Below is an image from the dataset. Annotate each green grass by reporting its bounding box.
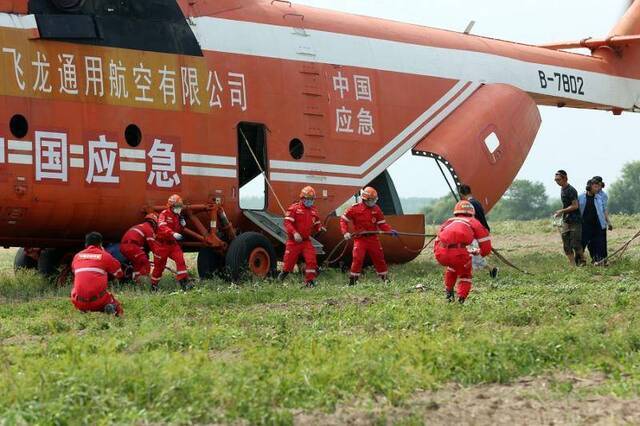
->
[1,218,640,424]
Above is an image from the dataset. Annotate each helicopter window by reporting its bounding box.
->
[10,115,29,139]
[124,124,142,147]
[289,138,304,160]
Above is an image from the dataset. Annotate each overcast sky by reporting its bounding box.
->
[286,0,640,199]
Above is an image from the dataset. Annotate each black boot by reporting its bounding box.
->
[349,275,358,286]
[446,290,455,303]
[379,274,390,284]
[278,271,289,281]
[150,283,159,292]
[489,267,498,279]
[179,279,193,291]
[104,304,117,315]
[458,297,466,304]
[304,280,317,288]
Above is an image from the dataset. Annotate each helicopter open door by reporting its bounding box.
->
[237,122,268,210]
[412,83,541,211]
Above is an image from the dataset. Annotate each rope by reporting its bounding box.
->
[322,231,437,266]
[239,127,287,215]
[594,228,640,266]
[490,248,532,275]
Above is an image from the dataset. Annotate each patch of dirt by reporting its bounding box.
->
[294,374,640,425]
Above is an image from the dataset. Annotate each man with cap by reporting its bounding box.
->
[279,186,325,287]
[434,200,492,303]
[340,186,399,285]
[71,232,124,316]
[554,170,586,266]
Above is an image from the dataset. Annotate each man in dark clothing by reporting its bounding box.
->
[458,184,498,278]
[554,170,586,266]
[579,179,607,263]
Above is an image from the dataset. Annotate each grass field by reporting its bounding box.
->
[1,217,640,424]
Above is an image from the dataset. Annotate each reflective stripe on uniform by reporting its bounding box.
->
[284,217,295,222]
[132,227,145,237]
[477,236,491,243]
[457,278,472,283]
[341,215,351,222]
[305,269,317,274]
[446,267,456,272]
[377,220,386,224]
[75,267,107,275]
[176,270,188,274]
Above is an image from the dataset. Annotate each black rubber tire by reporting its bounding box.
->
[224,232,277,282]
[37,248,65,276]
[197,247,225,280]
[14,248,38,271]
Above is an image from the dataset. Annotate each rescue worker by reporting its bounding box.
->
[340,186,399,285]
[279,186,325,288]
[71,231,124,316]
[120,213,158,286]
[152,194,191,291]
[434,200,492,304]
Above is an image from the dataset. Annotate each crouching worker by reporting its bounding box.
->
[120,213,158,286]
[340,186,399,285]
[278,186,325,288]
[71,232,124,316]
[152,194,192,291]
[434,200,492,304]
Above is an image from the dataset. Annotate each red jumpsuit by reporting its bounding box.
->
[120,221,156,282]
[71,245,124,315]
[152,209,188,285]
[340,203,392,278]
[283,201,322,283]
[433,215,492,299]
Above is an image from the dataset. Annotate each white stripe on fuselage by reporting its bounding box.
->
[191,16,640,109]
[270,81,481,186]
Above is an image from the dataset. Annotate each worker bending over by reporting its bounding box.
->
[340,186,398,285]
[152,194,192,291]
[434,200,492,304]
[120,213,158,287]
[71,232,124,316]
[279,186,325,288]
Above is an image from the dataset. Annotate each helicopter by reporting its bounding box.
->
[1,0,639,279]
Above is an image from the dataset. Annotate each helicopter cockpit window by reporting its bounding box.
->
[29,0,202,56]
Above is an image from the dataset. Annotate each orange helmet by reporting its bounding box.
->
[167,194,183,208]
[361,187,378,201]
[453,200,475,216]
[144,213,158,226]
[299,186,316,199]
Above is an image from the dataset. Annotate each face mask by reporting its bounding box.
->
[172,207,182,214]
[365,200,376,208]
[303,199,314,208]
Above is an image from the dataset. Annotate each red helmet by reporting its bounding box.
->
[144,213,158,226]
[299,186,316,199]
[454,200,475,216]
[167,194,183,208]
[361,187,378,201]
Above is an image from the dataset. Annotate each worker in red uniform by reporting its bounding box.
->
[340,186,399,285]
[278,186,325,287]
[434,200,492,304]
[120,213,158,286]
[71,232,124,316]
[152,194,191,291]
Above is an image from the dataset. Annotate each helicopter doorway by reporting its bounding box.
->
[238,123,268,210]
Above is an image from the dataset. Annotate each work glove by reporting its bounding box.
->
[343,232,352,240]
[173,232,183,241]
[390,229,399,238]
[179,217,186,227]
[293,232,303,243]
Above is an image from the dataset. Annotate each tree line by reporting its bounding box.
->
[421,160,640,223]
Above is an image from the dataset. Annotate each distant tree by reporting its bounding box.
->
[489,179,550,221]
[609,161,640,214]
[423,196,457,224]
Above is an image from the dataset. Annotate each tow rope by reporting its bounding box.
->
[594,228,640,266]
[322,230,436,266]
